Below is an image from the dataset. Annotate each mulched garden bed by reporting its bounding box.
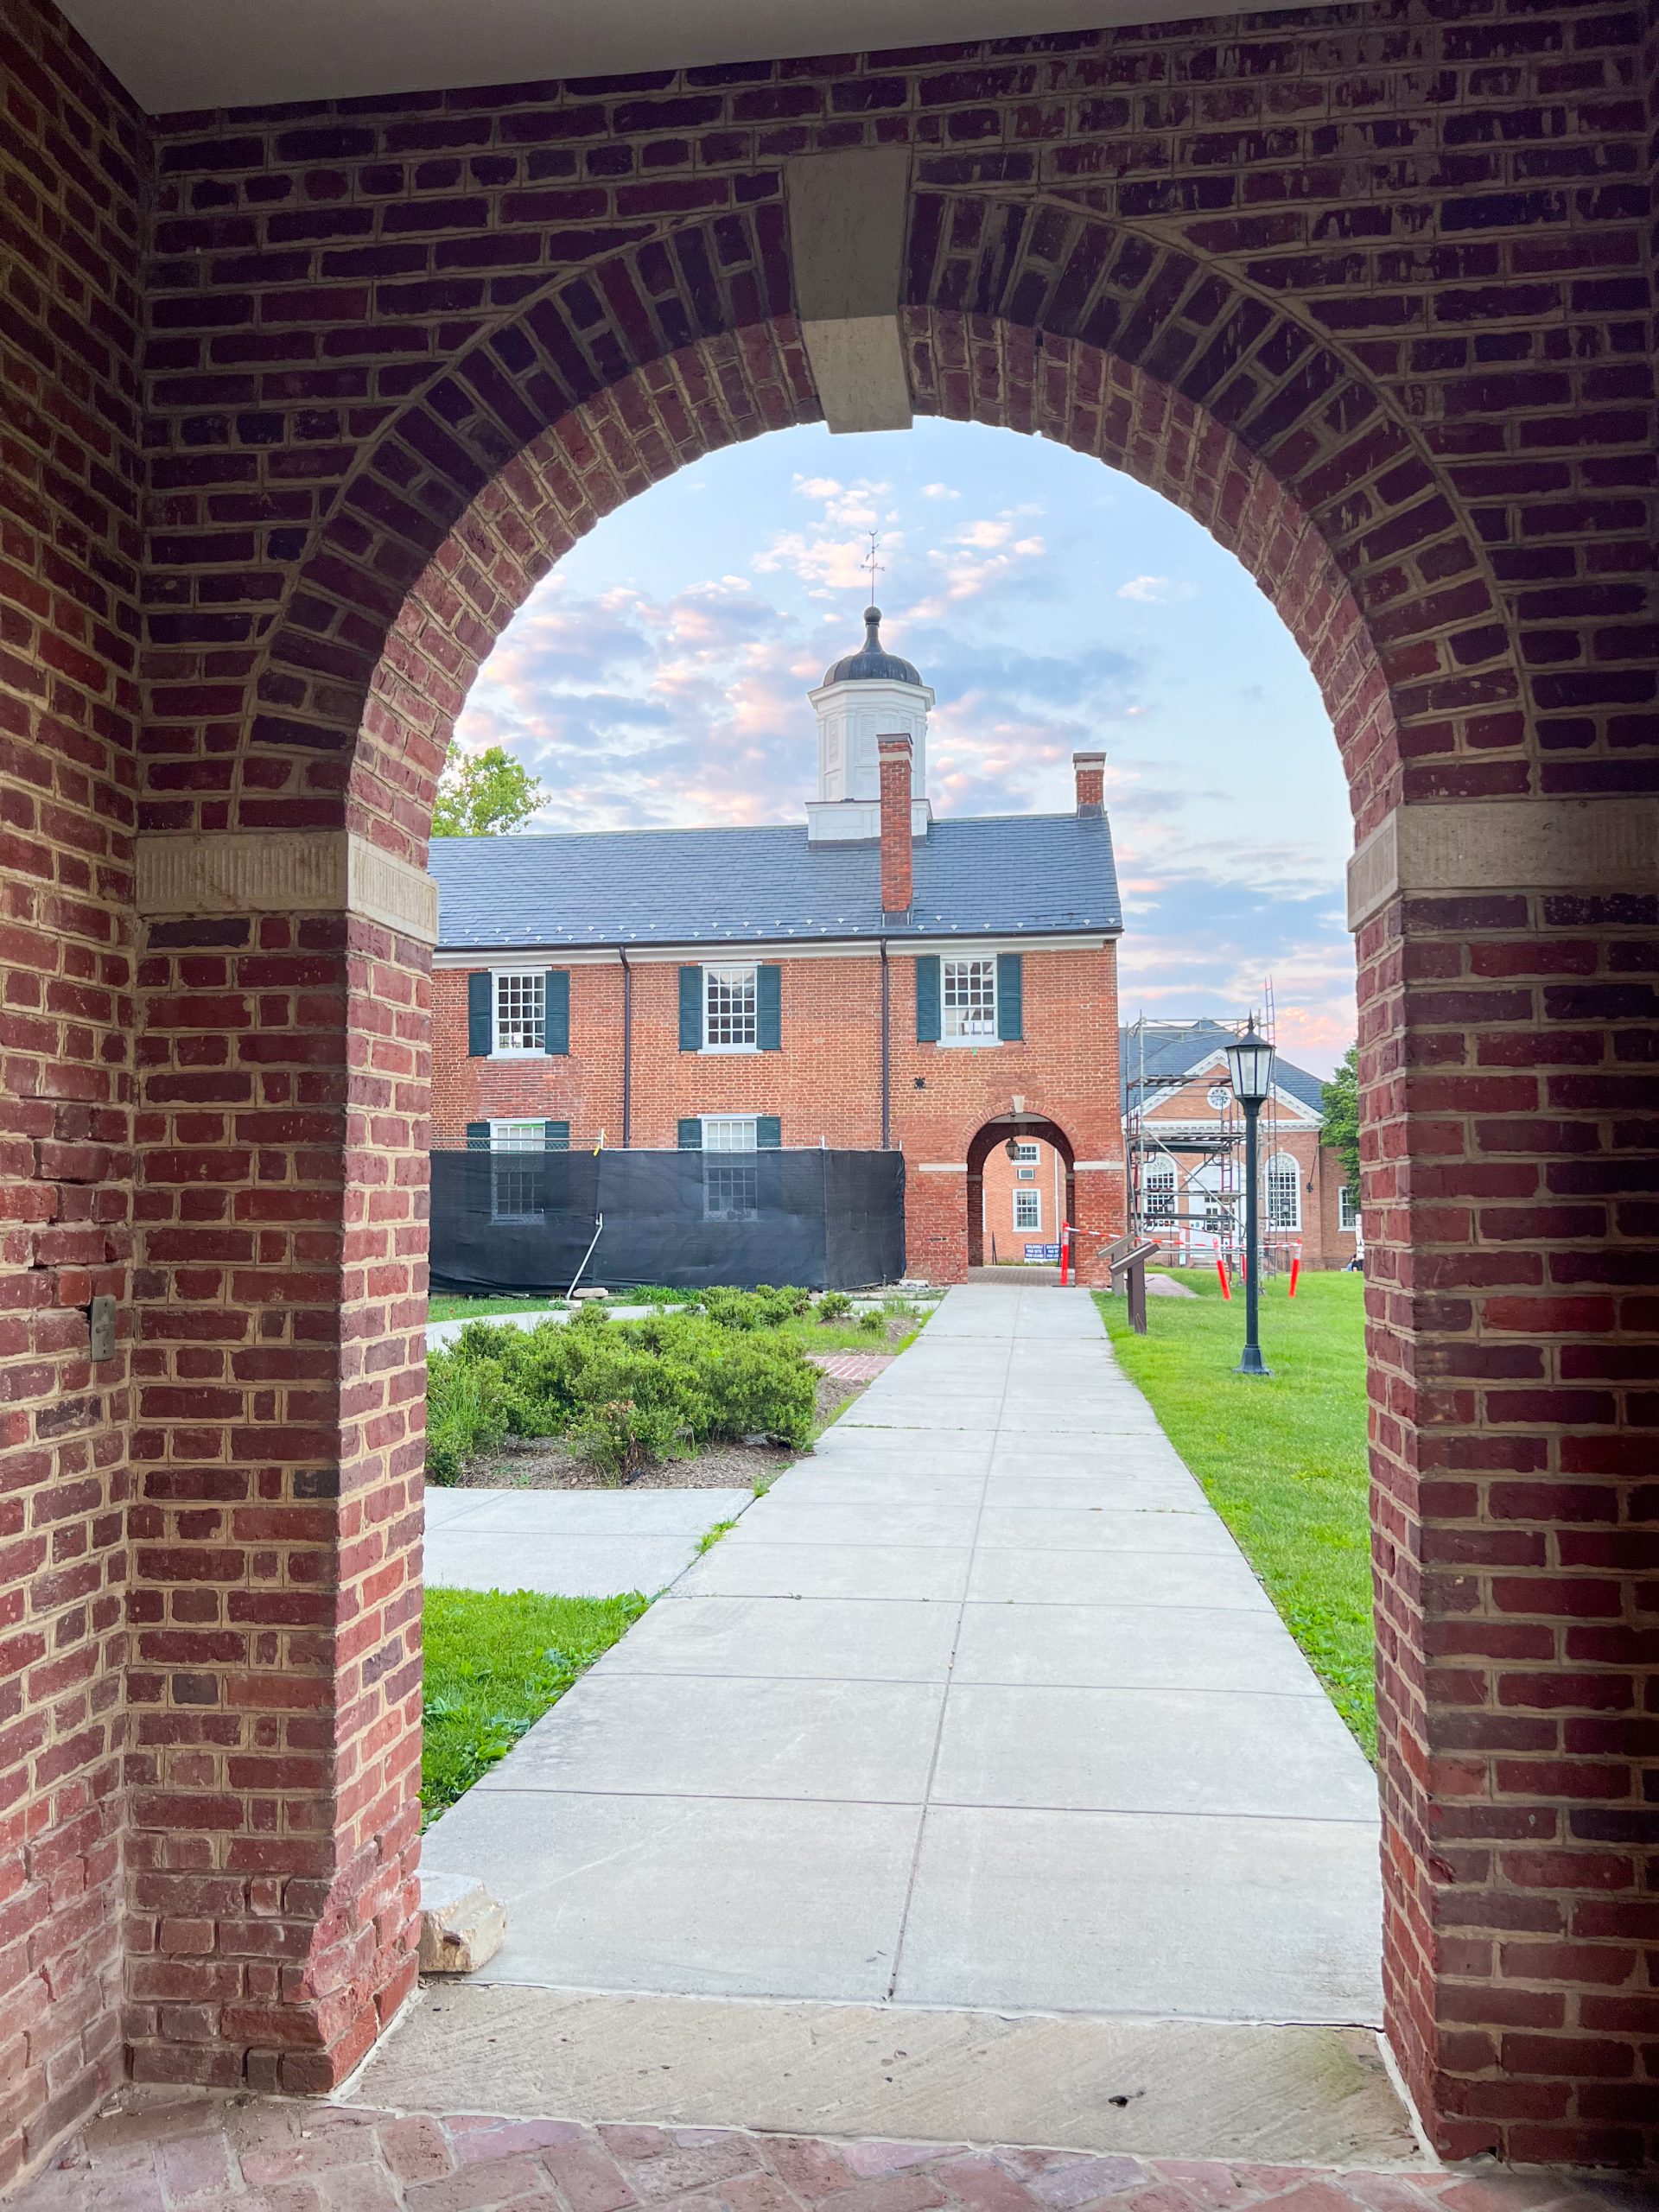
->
[451,1370,866,1491]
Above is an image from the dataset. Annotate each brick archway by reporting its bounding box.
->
[964,1115,1077,1270]
[119,158,1656,2165]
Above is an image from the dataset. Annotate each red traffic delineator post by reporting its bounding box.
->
[1216,1255,1231,1300]
[1288,1254,1301,1298]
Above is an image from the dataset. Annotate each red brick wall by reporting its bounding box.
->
[0,0,146,2181]
[0,0,1649,2168]
[981,1135,1066,1259]
[432,944,1123,1280]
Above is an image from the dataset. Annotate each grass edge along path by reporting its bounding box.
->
[1094,1271,1376,1758]
[422,1586,647,1823]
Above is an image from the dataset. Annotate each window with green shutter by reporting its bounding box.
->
[467,973,492,1056]
[756,1116,781,1148]
[757,963,781,1052]
[543,970,569,1054]
[915,955,941,1043]
[678,967,702,1051]
[677,1117,702,1148]
[996,953,1023,1041]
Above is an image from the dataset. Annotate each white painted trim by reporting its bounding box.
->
[433,933,1110,966]
[1073,1160,1126,1171]
[915,1162,968,1174]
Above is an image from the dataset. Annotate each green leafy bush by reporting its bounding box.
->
[424,1304,819,1480]
[817,1291,854,1322]
[857,1308,884,1335]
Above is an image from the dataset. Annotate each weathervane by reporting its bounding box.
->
[865,529,881,607]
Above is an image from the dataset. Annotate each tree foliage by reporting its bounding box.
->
[1320,1043,1361,1196]
[431,745,546,836]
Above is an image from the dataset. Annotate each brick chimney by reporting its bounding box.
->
[1074,750,1106,814]
[879,734,913,913]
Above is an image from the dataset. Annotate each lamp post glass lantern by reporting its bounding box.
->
[1224,1020,1275,1377]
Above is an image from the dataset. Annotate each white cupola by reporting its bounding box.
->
[805,606,933,844]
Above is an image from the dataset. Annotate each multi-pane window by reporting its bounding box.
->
[702,1116,758,1152]
[1339,1185,1360,1232]
[1013,1188,1041,1232]
[1013,1141,1039,1163]
[489,1124,546,1224]
[1265,1154,1302,1232]
[1143,1160,1175,1224]
[494,972,545,1053]
[941,957,996,1042]
[703,1159,758,1222]
[704,964,758,1050]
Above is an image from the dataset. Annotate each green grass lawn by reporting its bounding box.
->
[422,1586,646,1821]
[1095,1268,1376,1758]
[429,1292,567,1324]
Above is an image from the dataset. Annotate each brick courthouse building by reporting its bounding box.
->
[429,613,1125,1281]
[2,0,1657,2182]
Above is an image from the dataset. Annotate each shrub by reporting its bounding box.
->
[857,1308,884,1336]
[817,1291,854,1322]
[576,1396,683,1483]
[425,1300,820,1478]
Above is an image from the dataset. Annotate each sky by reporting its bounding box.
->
[453,418,1357,1075]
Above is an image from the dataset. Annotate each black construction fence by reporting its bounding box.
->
[429,1143,906,1294]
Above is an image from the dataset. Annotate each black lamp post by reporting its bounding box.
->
[1224,1019,1275,1378]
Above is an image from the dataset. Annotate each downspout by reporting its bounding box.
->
[879,937,891,1149]
[618,946,632,1147]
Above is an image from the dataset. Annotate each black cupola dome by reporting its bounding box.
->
[822,607,922,687]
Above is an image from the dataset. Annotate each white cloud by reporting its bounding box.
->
[1118,575,1173,602]
[921,482,959,499]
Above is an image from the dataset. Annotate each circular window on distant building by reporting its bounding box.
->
[1206,1084,1230,1109]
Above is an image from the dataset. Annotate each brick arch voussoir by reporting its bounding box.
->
[233,207,804,846]
[906,190,1528,823]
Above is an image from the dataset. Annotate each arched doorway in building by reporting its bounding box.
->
[965,1116,1076,1273]
[122,160,1616,2162]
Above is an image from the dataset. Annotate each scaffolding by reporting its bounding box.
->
[1123,998,1298,1274]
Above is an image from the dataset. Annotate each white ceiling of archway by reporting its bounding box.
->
[63,0,1339,114]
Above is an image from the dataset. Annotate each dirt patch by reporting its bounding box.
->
[451,1370,864,1492]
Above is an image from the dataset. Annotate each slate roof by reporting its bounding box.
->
[432,812,1121,950]
[1119,1020,1327,1116]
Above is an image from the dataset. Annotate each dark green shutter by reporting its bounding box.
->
[757,963,781,1052]
[466,1121,490,1149]
[544,1121,569,1151]
[467,971,492,1056]
[915,955,941,1043]
[997,953,1023,1041]
[677,1117,702,1149]
[679,965,702,1051]
[756,1116,781,1149]
[543,970,569,1055]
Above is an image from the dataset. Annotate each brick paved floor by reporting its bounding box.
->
[806,1353,898,1382]
[16,2097,1657,2212]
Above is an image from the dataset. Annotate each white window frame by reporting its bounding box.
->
[940,955,998,1046]
[492,969,545,1057]
[1143,1159,1176,1224]
[701,1115,759,1152]
[1013,1140,1039,1164]
[702,963,759,1053]
[702,1150,759,1222]
[1339,1185,1360,1232]
[1016,1165,1037,1182]
[1265,1152,1302,1233]
[489,1119,548,1150]
[1013,1187,1042,1233]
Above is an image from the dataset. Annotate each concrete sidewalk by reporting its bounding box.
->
[420,1284,1382,2026]
[425,1485,754,1600]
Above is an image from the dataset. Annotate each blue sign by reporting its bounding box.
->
[1025,1243,1059,1262]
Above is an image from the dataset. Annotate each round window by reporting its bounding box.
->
[1206,1084,1230,1109]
